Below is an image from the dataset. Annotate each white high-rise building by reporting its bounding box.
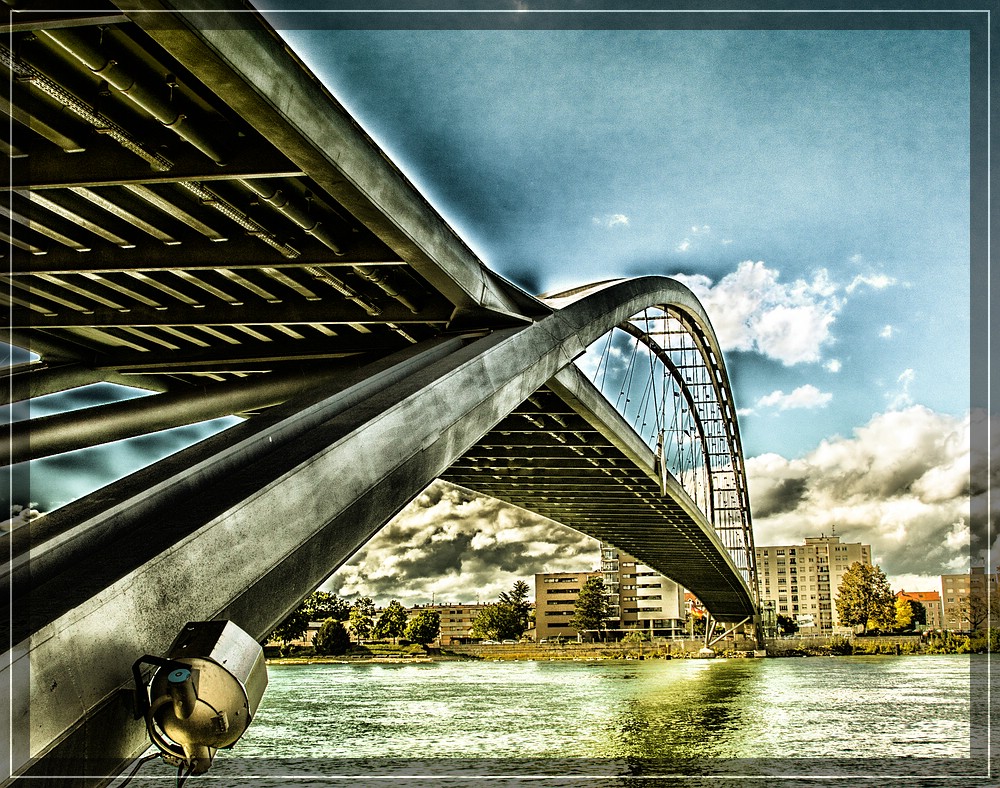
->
[755,534,871,633]
[601,543,686,638]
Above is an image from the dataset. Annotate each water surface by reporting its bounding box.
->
[207,655,984,786]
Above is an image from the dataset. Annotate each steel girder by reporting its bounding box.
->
[4,276,756,785]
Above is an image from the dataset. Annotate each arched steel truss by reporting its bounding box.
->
[614,308,759,603]
[546,282,760,608]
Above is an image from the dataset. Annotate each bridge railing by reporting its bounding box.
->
[571,301,760,605]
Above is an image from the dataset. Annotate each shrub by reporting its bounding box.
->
[314,618,351,656]
[829,637,853,655]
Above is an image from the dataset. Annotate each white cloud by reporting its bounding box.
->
[672,261,842,365]
[880,325,895,339]
[824,359,842,373]
[887,572,943,594]
[846,273,896,293]
[690,224,710,234]
[721,239,734,245]
[886,368,915,410]
[593,213,629,228]
[676,239,691,252]
[747,406,984,581]
[756,384,833,411]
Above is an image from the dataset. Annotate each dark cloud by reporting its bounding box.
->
[324,481,598,606]
[751,476,807,518]
[748,406,976,582]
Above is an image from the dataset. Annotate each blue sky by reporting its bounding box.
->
[282,26,970,461]
[10,15,981,601]
[270,21,979,599]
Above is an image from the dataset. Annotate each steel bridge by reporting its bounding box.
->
[3,1,759,784]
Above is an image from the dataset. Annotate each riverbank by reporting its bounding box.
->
[267,630,990,664]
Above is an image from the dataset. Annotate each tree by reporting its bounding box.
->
[305,591,351,621]
[314,619,351,656]
[835,562,895,633]
[266,591,352,651]
[374,600,408,643]
[622,630,649,650]
[776,614,799,637]
[894,597,927,631]
[405,609,440,644]
[269,606,311,653]
[498,580,532,636]
[958,595,990,632]
[349,597,376,642]
[471,603,522,641]
[894,596,913,631]
[572,577,609,641]
[471,580,533,641]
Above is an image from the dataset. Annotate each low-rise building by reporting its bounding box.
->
[410,603,489,645]
[896,590,943,630]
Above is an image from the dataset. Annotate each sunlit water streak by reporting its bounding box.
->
[199,655,985,786]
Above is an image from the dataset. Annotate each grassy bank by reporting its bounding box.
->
[267,630,996,664]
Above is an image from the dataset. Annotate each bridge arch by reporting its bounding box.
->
[7,275,756,781]
[563,298,758,602]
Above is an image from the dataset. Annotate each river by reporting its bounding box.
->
[206,654,989,787]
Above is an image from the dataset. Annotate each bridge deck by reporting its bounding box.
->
[441,366,755,621]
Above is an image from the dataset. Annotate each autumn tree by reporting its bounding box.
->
[894,598,927,631]
[374,600,408,643]
[894,597,913,631]
[349,597,376,642]
[835,562,895,633]
[405,609,441,644]
[572,577,609,641]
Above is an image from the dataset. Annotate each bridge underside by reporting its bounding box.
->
[443,367,753,620]
[4,2,757,784]
[6,302,756,784]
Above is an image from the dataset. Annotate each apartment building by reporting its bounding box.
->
[896,590,943,630]
[601,544,686,638]
[534,571,600,641]
[941,568,997,630]
[411,603,489,645]
[755,534,871,633]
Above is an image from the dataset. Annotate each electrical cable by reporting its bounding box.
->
[112,753,160,788]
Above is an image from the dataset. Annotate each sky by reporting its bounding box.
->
[10,11,985,607]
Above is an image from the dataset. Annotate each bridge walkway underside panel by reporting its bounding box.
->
[441,365,754,621]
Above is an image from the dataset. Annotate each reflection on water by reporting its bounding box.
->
[204,655,980,786]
